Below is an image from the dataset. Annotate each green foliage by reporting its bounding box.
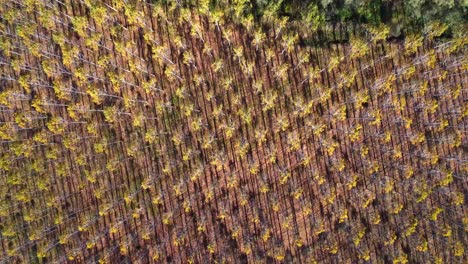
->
[301,2,324,31]
[244,0,465,38]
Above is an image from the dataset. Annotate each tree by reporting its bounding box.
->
[103,106,118,123]
[90,4,108,27]
[211,59,224,73]
[152,44,174,65]
[252,29,266,50]
[71,16,88,38]
[46,117,66,134]
[300,1,325,32]
[281,32,298,54]
[233,45,244,63]
[183,50,196,67]
[61,45,79,68]
[261,90,277,112]
[210,9,225,30]
[349,36,369,59]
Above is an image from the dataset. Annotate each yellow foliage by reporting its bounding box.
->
[350,124,362,142]
[353,228,366,246]
[280,171,290,185]
[292,188,303,200]
[438,170,453,187]
[404,219,418,237]
[393,254,408,264]
[262,229,271,242]
[384,233,397,246]
[453,241,464,257]
[360,250,371,261]
[416,240,428,252]
[430,207,443,221]
[453,192,464,206]
[442,225,452,237]
[339,209,348,223]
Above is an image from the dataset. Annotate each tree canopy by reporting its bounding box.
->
[207,0,467,38]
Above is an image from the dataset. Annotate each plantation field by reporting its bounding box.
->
[0,0,467,263]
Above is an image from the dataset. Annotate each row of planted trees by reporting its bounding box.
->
[0,0,466,263]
